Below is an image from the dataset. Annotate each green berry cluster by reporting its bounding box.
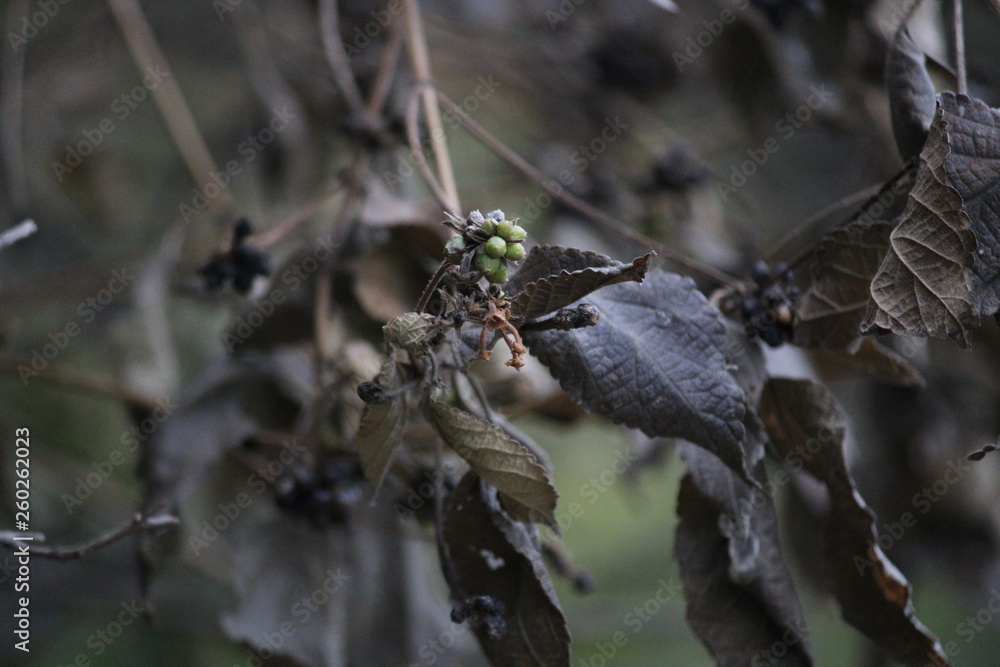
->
[444,209,526,284]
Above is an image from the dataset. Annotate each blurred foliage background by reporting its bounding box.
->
[2,0,1000,665]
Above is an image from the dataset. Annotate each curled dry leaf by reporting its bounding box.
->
[507,245,653,322]
[675,448,813,667]
[356,359,409,491]
[795,218,895,350]
[524,271,758,484]
[861,99,978,347]
[444,471,570,667]
[425,400,558,529]
[760,377,950,666]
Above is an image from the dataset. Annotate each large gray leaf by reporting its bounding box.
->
[938,93,1000,317]
[861,99,979,347]
[444,471,570,667]
[523,271,755,483]
[760,378,949,666]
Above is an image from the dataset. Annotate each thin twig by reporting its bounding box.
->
[106,0,234,223]
[403,0,461,215]
[0,505,178,560]
[406,89,453,211]
[366,24,404,117]
[319,0,367,116]
[435,91,740,288]
[0,219,36,250]
[416,261,451,313]
[432,434,463,603]
[255,183,345,249]
[0,358,160,411]
[953,0,967,96]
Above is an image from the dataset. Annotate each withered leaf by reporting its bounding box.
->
[384,312,438,360]
[508,248,653,322]
[938,93,1000,317]
[795,219,895,349]
[356,359,409,490]
[886,27,936,161]
[505,245,622,294]
[675,455,813,667]
[807,337,925,388]
[760,377,950,666]
[861,99,978,347]
[425,400,558,529]
[523,271,756,483]
[444,471,570,667]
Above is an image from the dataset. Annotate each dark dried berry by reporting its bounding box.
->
[357,381,384,403]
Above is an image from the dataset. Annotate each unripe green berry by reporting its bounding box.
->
[486,264,509,284]
[504,242,525,261]
[495,219,514,239]
[481,219,496,235]
[474,252,501,274]
[484,236,507,258]
[507,225,527,242]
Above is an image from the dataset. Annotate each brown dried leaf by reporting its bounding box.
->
[356,359,408,490]
[938,93,1000,317]
[795,219,895,349]
[444,472,570,667]
[861,100,978,347]
[509,249,653,322]
[760,377,950,666]
[426,400,558,529]
[675,451,813,667]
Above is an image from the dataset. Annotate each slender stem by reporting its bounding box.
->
[255,183,345,249]
[434,91,741,288]
[0,504,178,560]
[416,261,451,313]
[403,0,461,215]
[406,89,453,211]
[366,23,404,117]
[106,0,235,223]
[0,358,160,411]
[319,0,367,116]
[953,0,967,96]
